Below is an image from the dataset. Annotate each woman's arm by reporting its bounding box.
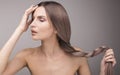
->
[0,27,24,74]
[2,49,30,75]
[0,5,38,74]
[78,57,91,75]
[73,47,91,75]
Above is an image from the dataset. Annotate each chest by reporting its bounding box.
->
[26,54,80,75]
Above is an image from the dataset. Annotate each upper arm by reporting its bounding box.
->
[78,57,91,75]
[73,46,91,75]
[2,50,28,75]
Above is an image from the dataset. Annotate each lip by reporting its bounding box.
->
[31,30,37,34]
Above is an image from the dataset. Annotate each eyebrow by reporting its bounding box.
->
[33,15,46,19]
[37,16,46,19]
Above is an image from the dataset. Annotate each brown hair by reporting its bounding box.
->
[37,1,75,54]
[37,1,113,75]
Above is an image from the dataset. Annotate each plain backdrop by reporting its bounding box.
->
[0,0,119,75]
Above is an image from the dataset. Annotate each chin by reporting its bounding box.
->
[32,36,40,40]
[32,38,39,41]
[32,36,46,41]
[31,34,53,41]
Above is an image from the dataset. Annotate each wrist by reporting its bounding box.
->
[100,68,105,75]
[14,28,24,36]
[16,26,25,33]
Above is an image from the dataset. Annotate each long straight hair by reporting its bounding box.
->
[37,1,113,75]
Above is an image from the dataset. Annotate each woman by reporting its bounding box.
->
[0,1,116,75]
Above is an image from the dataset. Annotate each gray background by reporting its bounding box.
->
[0,0,119,75]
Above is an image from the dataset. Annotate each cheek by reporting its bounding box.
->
[38,22,52,32]
[37,22,55,38]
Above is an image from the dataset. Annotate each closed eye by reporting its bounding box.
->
[38,16,46,22]
[39,18,46,22]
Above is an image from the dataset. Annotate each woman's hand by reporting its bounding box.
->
[100,49,116,75]
[18,5,38,32]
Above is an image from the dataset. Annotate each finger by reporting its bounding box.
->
[104,55,114,60]
[105,52,114,57]
[22,5,38,22]
[105,58,116,67]
[25,5,38,15]
[28,5,38,11]
[105,49,114,56]
[105,49,113,54]
[102,51,113,60]
[105,55,116,67]
[27,19,32,25]
[112,59,116,67]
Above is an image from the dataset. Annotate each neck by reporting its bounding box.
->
[40,37,64,58]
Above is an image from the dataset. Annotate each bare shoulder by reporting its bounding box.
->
[72,46,91,75]
[15,47,37,58]
[2,48,37,75]
[72,46,88,66]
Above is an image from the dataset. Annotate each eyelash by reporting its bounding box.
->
[39,19,45,22]
[32,17,46,22]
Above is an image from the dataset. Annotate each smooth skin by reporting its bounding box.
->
[0,5,116,75]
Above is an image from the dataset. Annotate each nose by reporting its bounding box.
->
[30,19,36,28]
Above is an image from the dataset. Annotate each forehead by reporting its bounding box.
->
[33,6,47,17]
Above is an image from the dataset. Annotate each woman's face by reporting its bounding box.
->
[30,6,56,40]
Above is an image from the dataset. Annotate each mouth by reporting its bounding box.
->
[31,30,37,35]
